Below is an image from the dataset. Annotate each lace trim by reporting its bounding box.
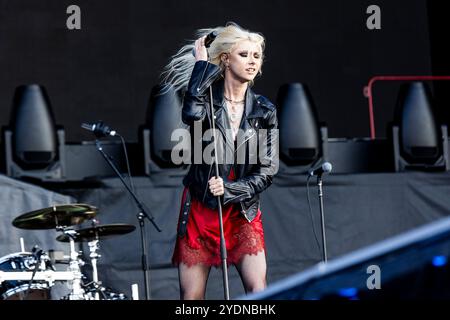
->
[172,221,265,267]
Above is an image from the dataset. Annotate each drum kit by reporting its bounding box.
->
[0,204,136,300]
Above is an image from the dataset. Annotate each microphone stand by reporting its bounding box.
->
[95,139,162,300]
[317,174,328,263]
[208,86,230,300]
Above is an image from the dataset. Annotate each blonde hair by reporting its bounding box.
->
[161,22,265,92]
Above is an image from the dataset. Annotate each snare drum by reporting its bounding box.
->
[0,252,52,300]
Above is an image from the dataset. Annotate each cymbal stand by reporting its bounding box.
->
[58,227,85,300]
[87,237,101,300]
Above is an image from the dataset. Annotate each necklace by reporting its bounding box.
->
[224,95,244,123]
[224,95,245,104]
[226,102,243,123]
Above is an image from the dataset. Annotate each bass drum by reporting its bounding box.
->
[0,252,51,300]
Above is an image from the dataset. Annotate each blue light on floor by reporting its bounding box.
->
[432,255,447,267]
[338,287,358,298]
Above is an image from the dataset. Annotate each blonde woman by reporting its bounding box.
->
[163,22,278,300]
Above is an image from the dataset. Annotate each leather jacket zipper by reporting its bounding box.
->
[235,130,256,153]
[197,67,222,94]
[240,202,252,222]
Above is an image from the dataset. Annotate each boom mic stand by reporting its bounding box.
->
[95,139,162,300]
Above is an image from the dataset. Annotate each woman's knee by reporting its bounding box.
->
[245,277,267,293]
[178,263,210,300]
[180,287,206,300]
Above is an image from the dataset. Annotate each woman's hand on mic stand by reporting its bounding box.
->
[208,176,224,196]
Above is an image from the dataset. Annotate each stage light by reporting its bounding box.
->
[3,84,66,180]
[141,84,190,174]
[10,85,57,167]
[338,287,358,299]
[392,82,449,171]
[276,83,328,167]
[432,255,447,267]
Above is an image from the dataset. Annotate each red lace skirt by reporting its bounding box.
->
[172,172,265,267]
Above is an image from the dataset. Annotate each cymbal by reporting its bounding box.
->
[12,204,97,230]
[56,223,136,242]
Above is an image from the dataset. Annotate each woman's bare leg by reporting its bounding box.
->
[235,250,267,294]
[178,262,211,300]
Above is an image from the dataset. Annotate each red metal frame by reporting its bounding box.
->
[364,76,450,139]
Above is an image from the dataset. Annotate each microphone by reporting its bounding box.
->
[81,121,117,137]
[192,31,218,56]
[309,162,333,176]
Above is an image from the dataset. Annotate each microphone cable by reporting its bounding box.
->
[22,247,43,300]
[116,133,135,193]
[306,175,322,254]
[84,121,134,192]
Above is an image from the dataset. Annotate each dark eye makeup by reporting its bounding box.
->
[238,52,261,58]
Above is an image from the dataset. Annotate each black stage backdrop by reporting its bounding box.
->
[2,169,450,299]
[0,0,433,141]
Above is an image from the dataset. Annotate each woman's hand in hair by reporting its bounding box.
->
[194,36,208,61]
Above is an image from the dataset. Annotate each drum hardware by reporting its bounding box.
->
[57,228,86,300]
[48,250,70,265]
[19,237,25,252]
[22,246,47,300]
[0,270,76,283]
[84,219,101,300]
[6,204,131,300]
[56,223,135,300]
[12,204,97,300]
[0,251,60,300]
[87,238,100,300]
[83,284,127,300]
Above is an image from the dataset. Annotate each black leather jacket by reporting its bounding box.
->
[182,61,279,222]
